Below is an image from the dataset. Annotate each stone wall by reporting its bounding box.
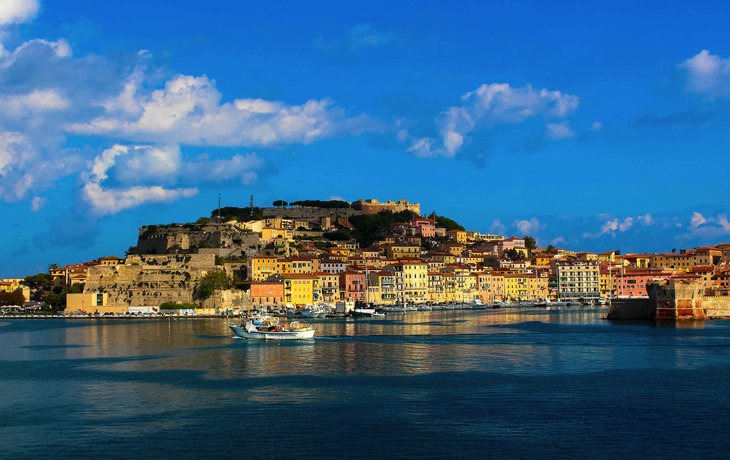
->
[84,254,217,307]
[201,289,249,309]
[261,206,360,219]
[136,225,261,256]
[647,280,706,320]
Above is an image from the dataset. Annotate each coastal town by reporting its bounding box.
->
[2,198,729,316]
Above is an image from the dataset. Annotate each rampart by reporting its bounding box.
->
[137,224,261,256]
[261,206,360,219]
[351,199,421,216]
[606,280,730,320]
[83,254,231,307]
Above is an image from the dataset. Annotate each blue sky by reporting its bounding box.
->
[2,0,730,277]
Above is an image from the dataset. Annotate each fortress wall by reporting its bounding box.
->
[261,207,360,219]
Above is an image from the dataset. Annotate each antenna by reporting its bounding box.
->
[250,193,254,210]
[218,193,221,220]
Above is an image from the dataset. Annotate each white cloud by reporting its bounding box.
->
[591,121,602,131]
[328,195,345,201]
[0,0,40,25]
[1,89,69,115]
[81,145,198,215]
[66,74,378,147]
[583,215,642,239]
[489,219,507,234]
[403,82,579,157]
[30,195,44,211]
[512,217,542,235]
[0,35,377,213]
[550,236,565,246]
[678,212,730,240]
[679,50,730,99]
[545,121,575,140]
[637,214,653,226]
[618,217,634,232]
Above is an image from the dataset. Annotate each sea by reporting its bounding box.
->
[2,308,730,460]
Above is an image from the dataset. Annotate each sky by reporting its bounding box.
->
[2,0,730,277]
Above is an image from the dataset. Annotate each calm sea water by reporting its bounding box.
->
[2,308,730,459]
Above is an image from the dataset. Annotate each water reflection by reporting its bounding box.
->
[1,309,729,381]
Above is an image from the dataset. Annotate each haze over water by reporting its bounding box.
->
[2,309,730,459]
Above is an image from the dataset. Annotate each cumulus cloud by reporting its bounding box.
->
[66,74,379,146]
[678,212,730,240]
[591,121,602,131]
[583,213,654,239]
[0,0,40,25]
[512,217,542,235]
[403,82,579,158]
[679,50,730,99]
[81,145,198,215]
[0,31,379,213]
[489,219,507,234]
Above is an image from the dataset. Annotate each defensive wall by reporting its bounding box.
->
[351,199,421,216]
[137,224,261,256]
[261,206,360,219]
[606,279,730,320]
[81,254,251,308]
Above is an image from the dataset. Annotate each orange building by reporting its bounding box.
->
[248,281,285,306]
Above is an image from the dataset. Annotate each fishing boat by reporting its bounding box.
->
[230,315,315,340]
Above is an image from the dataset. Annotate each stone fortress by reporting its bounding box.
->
[136,223,261,257]
[82,198,420,311]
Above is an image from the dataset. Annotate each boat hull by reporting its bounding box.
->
[230,325,315,340]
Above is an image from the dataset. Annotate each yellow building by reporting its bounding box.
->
[315,272,339,303]
[98,255,126,266]
[428,272,445,302]
[504,273,529,300]
[441,273,457,302]
[597,251,616,262]
[282,274,317,306]
[402,262,428,304]
[534,254,554,266]
[331,247,352,256]
[249,256,278,281]
[387,244,421,259]
[446,229,467,243]
[442,243,465,256]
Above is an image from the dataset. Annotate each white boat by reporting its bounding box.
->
[405,305,418,312]
[230,316,315,340]
[419,306,433,311]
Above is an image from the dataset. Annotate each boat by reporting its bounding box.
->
[419,306,433,311]
[230,315,315,340]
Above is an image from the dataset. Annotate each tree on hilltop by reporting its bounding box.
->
[523,236,537,251]
[273,200,288,208]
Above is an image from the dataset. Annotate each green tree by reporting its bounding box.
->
[546,245,555,252]
[523,236,537,251]
[615,249,621,256]
[435,216,464,232]
[125,246,138,256]
[196,217,210,225]
[22,273,51,289]
[197,268,232,300]
[273,200,288,208]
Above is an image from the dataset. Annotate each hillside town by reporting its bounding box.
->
[3,198,730,315]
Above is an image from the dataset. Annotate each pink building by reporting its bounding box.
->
[614,269,672,297]
[339,271,366,301]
